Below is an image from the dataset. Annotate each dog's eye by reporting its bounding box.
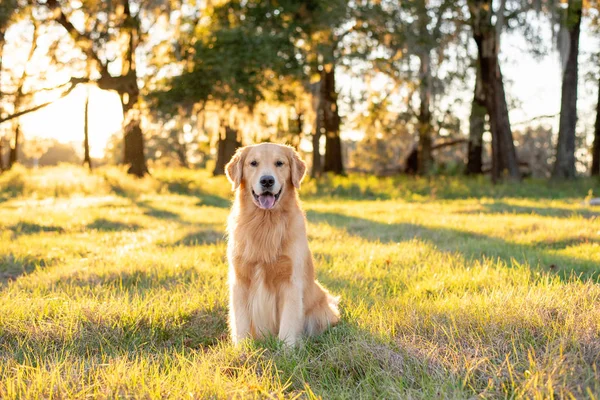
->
[250,160,258,167]
[275,161,284,167]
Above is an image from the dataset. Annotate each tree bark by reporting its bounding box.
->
[123,119,147,177]
[310,81,322,178]
[466,66,486,175]
[83,89,92,170]
[417,51,433,175]
[592,76,600,177]
[553,0,582,180]
[0,29,4,171]
[8,126,19,168]
[213,125,241,176]
[311,123,322,178]
[321,65,344,175]
[469,0,521,183]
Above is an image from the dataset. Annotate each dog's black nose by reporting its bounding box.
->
[260,175,275,189]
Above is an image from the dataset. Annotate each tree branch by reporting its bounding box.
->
[44,0,109,77]
[432,138,467,150]
[0,77,88,124]
[512,114,559,126]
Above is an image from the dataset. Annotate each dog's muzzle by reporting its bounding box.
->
[252,188,282,210]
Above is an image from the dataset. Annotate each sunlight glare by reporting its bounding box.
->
[19,85,123,158]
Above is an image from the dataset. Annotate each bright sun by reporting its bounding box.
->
[19,84,123,158]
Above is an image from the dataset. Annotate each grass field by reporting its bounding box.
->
[1,165,599,399]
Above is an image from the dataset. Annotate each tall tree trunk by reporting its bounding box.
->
[469,0,521,183]
[119,2,148,178]
[321,64,344,175]
[592,76,600,177]
[553,0,582,180]
[466,66,486,175]
[417,51,433,175]
[213,125,241,176]
[83,89,92,170]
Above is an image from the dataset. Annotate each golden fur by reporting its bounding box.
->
[225,143,340,346]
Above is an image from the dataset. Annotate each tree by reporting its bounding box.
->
[6,18,39,169]
[468,0,521,182]
[466,65,486,175]
[552,0,582,179]
[43,0,149,177]
[367,0,467,176]
[287,0,356,176]
[319,63,343,175]
[0,0,20,170]
[152,0,303,175]
[592,75,600,177]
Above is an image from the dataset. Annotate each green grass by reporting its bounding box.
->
[1,165,599,399]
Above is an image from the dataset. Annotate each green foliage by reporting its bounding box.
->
[152,0,304,115]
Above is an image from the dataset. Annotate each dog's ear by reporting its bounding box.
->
[289,147,307,189]
[225,147,246,191]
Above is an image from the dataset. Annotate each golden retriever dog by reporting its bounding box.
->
[225,143,340,346]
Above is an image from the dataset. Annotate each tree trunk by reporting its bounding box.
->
[311,124,321,178]
[213,125,241,176]
[469,1,521,182]
[123,118,147,177]
[83,89,92,170]
[553,0,582,180]
[466,66,486,175]
[321,65,344,175]
[592,76,600,177]
[118,77,148,177]
[0,30,4,171]
[8,126,19,169]
[311,80,322,178]
[417,51,433,175]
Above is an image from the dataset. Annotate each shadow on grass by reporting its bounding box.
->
[9,268,232,352]
[2,303,228,363]
[194,193,231,208]
[0,253,57,283]
[458,201,600,219]
[86,218,142,232]
[7,222,65,237]
[171,229,224,246]
[140,205,181,220]
[306,210,599,280]
[161,179,231,209]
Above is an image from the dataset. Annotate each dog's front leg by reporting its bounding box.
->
[229,280,251,345]
[278,283,303,346]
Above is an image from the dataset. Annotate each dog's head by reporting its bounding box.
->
[225,143,306,210]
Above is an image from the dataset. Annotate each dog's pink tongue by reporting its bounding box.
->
[258,194,276,209]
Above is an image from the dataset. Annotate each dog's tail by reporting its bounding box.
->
[304,282,340,336]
